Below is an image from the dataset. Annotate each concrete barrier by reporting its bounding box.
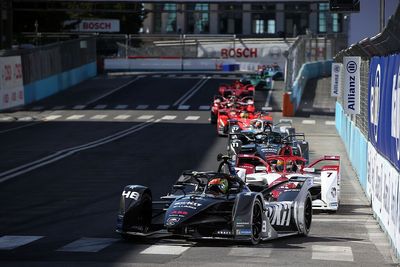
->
[24,62,97,104]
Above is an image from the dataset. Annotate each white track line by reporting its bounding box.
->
[173,78,209,107]
[199,105,210,110]
[302,119,316,125]
[86,77,140,105]
[161,115,177,120]
[157,105,170,110]
[44,115,62,121]
[137,115,154,120]
[185,116,200,121]
[115,105,128,109]
[90,115,108,120]
[57,237,118,252]
[73,105,86,110]
[178,105,190,110]
[66,115,85,120]
[140,245,190,255]
[0,235,43,250]
[312,245,353,262]
[114,115,131,120]
[325,120,336,125]
[136,105,149,109]
[94,104,107,110]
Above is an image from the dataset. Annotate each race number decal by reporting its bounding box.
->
[122,191,140,200]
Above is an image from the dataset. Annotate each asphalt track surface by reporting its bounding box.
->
[0,73,397,267]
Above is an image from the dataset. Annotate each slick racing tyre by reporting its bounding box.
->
[250,199,263,245]
[299,192,312,236]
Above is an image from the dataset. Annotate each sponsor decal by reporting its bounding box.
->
[220,48,257,58]
[64,19,120,32]
[237,228,252,235]
[331,63,342,97]
[370,64,381,143]
[166,217,180,226]
[262,220,267,232]
[122,191,140,200]
[391,65,400,161]
[330,202,338,207]
[266,202,292,226]
[171,210,189,216]
[173,201,202,210]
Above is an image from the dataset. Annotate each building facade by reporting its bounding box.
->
[142,1,347,37]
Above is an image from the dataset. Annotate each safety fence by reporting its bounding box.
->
[0,37,97,109]
[334,4,400,259]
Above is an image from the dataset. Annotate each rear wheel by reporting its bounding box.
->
[210,112,217,124]
[300,193,312,236]
[250,199,263,245]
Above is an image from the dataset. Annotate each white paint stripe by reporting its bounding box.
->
[136,105,149,109]
[137,75,146,79]
[137,115,154,120]
[161,115,177,120]
[199,105,210,110]
[153,75,161,78]
[325,120,336,125]
[173,78,207,106]
[86,77,140,105]
[312,245,353,262]
[18,117,35,121]
[168,74,176,78]
[175,78,209,106]
[44,115,62,121]
[213,74,221,78]
[115,105,128,109]
[313,218,370,222]
[0,235,43,250]
[140,245,190,255]
[31,106,44,111]
[90,115,108,120]
[66,115,85,120]
[182,74,191,78]
[228,247,272,257]
[178,105,190,110]
[302,120,316,125]
[185,116,200,121]
[52,106,65,110]
[262,106,273,111]
[157,105,170,110]
[0,117,15,121]
[57,237,117,252]
[94,104,107,110]
[0,120,154,183]
[73,105,86,110]
[114,115,131,120]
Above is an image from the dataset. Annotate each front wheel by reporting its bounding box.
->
[299,193,312,236]
[250,199,263,245]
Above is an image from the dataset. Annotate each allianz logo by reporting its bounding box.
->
[370,64,380,143]
[391,66,400,161]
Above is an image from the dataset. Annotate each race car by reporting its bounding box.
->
[218,80,255,98]
[264,64,284,81]
[234,154,341,212]
[218,111,272,136]
[116,154,313,244]
[210,95,255,124]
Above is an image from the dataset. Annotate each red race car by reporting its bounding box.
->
[211,95,255,124]
[218,80,255,98]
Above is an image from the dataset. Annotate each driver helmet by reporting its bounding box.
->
[254,120,262,129]
[214,98,221,104]
[286,160,293,172]
[276,160,284,171]
[208,178,229,194]
[240,111,249,118]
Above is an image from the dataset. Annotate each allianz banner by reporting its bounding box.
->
[368,54,400,171]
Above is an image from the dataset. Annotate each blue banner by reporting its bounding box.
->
[368,54,400,171]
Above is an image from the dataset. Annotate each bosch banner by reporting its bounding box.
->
[368,54,400,171]
[331,63,342,97]
[0,56,24,110]
[64,19,120,32]
[343,56,361,114]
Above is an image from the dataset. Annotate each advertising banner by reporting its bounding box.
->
[343,56,361,114]
[0,56,24,110]
[64,19,120,32]
[367,141,400,254]
[368,54,400,171]
[331,63,342,97]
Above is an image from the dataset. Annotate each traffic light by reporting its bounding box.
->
[330,0,360,12]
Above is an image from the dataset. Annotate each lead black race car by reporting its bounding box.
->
[116,154,313,244]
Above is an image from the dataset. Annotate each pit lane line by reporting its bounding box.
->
[0,119,155,184]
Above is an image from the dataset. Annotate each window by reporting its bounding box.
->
[251,4,276,35]
[285,3,309,36]
[187,3,209,33]
[318,3,329,33]
[219,4,242,34]
[332,13,342,32]
[153,3,177,33]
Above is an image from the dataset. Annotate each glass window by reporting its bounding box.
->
[187,3,209,33]
[219,4,242,34]
[332,13,342,32]
[284,3,309,36]
[318,3,329,33]
[153,3,177,33]
[251,4,275,35]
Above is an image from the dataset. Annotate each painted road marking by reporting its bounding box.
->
[73,105,86,110]
[44,115,62,121]
[262,106,273,111]
[136,105,149,109]
[168,74,176,78]
[52,106,65,110]
[115,105,128,109]
[199,105,210,110]
[17,117,35,121]
[94,104,107,110]
[114,115,131,120]
[228,247,272,258]
[0,117,15,121]
[66,115,85,120]
[137,115,154,120]
[161,115,177,120]
[178,105,190,110]
[31,106,44,111]
[57,237,118,252]
[157,105,170,110]
[0,235,43,250]
[325,120,336,125]
[153,74,161,78]
[90,115,108,120]
[140,245,190,255]
[185,116,200,121]
[312,245,353,262]
[302,120,316,125]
